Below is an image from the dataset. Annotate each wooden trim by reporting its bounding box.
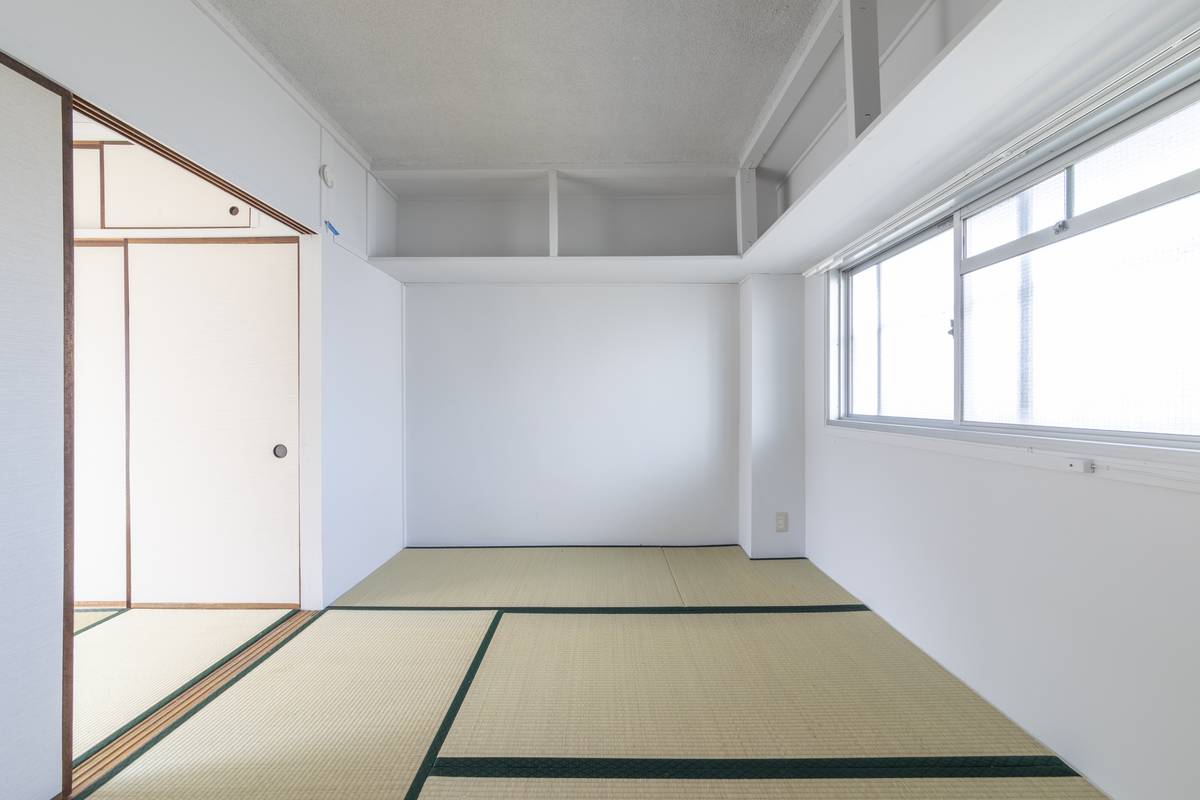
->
[73,96,315,235]
[70,611,318,797]
[61,87,77,800]
[129,602,301,610]
[0,49,69,95]
[97,143,105,229]
[122,241,131,608]
[73,600,128,609]
[72,239,125,247]
[72,142,102,150]
[124,236,300,245]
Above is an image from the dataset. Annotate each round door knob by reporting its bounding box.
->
[273,444,288,458]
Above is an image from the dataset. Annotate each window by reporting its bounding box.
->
[834,83,1200,445]
[846,228,953,420]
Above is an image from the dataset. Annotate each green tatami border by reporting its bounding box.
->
[429,755,1080,780]
[404,610,505,800]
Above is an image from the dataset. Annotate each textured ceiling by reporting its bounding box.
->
[210,0,825,168]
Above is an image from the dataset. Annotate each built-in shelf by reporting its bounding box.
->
[375,167,738,260]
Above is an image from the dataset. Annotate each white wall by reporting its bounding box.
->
[405,284,739,546]
[739,275,806,558]
[367,177,399,258]
[396,196,549,257]
[559,194,737,257]
[803,274,1200,800]
[0,61,66,800]
[321,238,405,604]
[321,131,368,259]
[737,284,754,554]
[3,0,323,232]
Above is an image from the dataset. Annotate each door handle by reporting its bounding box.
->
[273,444,288,459]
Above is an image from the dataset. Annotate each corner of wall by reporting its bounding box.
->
[739,274,806,559]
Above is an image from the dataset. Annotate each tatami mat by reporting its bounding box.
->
[88,609,495,800]
[334,547,685,607]
[419,777,1105,799]
[664,547,859,606]
[74,609,123,634]
[442,612,1049,759]
[73,608,286,759]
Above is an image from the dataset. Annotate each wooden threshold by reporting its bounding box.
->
[70,609,318,798]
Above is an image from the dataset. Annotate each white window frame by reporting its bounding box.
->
[829,79,1200,458]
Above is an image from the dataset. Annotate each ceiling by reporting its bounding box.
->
[210,0,826,169]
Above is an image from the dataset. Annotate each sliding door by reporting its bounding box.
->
[73,243,128,603]
[0,54,70,800]
[127,240,299,605]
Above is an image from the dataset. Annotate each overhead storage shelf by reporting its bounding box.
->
[375,167,737,259]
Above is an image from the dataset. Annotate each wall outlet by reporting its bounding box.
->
[775,512,789,533]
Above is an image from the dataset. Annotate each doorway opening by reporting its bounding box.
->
[67,99,314,798]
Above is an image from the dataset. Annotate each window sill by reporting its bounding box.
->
[825,418,1200,494]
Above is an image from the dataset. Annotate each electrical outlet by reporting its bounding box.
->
[775,512,789,533]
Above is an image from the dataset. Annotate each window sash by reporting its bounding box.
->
[833,80,1200,450]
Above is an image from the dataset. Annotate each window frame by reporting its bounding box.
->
[830,79,1200,454]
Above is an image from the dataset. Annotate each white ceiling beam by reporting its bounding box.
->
[736,168,758,254]
[739,0,844,169]
[843,0,882,140]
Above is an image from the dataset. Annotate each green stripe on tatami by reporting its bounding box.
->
[429,755,1078,779]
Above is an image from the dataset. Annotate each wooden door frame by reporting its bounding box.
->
[1,47,313,799]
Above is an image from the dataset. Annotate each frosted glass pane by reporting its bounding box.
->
[965,172,1067,256]
[878,231,954,418]
[849,265,878,416]
[1075,98,1200,215]
[828,274,841,418]
[849,230,953,419]
[963,192,1200,436]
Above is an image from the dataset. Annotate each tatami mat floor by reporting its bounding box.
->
[74,547,1108,800]
[441,612,1048,759]
[333,545,855,608]
[74,608,287,760]
[74,608,125,634]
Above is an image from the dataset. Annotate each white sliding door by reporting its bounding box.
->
[101,144,252,228]
[0,55,68,800]
[73,243,128,603]
[128,241,299,605]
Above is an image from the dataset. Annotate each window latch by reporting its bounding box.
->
[1054,219,1070,234]
[947,319,955,336]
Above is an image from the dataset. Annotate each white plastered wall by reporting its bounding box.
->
[321,235,405,605]
[804,268,1200,800]
[404,284,739,546]
[738,275,806,558]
